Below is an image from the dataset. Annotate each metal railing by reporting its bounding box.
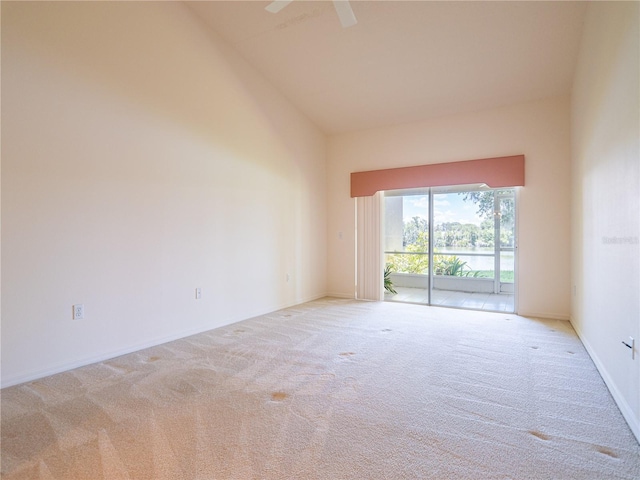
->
[384,251,495,257]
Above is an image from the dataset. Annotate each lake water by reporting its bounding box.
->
[434,247,514,272]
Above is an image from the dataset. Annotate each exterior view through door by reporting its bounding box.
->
[384,185,516,312]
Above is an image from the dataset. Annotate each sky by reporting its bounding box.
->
[403,193,482,226]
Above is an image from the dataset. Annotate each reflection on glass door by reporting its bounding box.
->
[383,186,516,313]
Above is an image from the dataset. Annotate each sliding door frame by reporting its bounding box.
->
[383,185,519,313]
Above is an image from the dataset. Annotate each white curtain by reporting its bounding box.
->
[356,192,384,301]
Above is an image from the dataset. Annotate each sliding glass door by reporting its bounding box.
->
[497,191,516,296]
[384,186,516,313]
[384,189,431,303]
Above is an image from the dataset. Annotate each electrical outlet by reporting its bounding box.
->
[195,288,202,300]
[73,304,84,320]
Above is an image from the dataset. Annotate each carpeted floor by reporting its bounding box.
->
[1,298,639,479]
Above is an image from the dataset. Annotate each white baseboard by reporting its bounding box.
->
[324,292,356,299]
[518,310,571,321]
[1,292,330,389]
[1,321,230,389]
[570,316,640,444]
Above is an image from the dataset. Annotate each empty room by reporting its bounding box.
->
[1,1,639,479]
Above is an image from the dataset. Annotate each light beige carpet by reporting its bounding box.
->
[1,298,639,479]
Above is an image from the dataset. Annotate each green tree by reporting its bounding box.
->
[386,231,429,274]
[480,218,495,247]
[462,223,479,247]
[403,216,429,247]
[434,222,480,248]
[460,190,514,224]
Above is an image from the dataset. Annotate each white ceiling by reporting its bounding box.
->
[187,1,587,134]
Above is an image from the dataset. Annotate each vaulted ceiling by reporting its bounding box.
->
[187,1,587,134]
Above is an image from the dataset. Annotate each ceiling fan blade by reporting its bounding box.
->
[333,0,357,28]
[265,0,294,14]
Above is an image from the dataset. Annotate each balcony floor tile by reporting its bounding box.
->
[385,286,515,313]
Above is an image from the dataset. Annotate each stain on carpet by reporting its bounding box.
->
[529,430,550,441]
[271,392,288,402]
[596,446,619,458]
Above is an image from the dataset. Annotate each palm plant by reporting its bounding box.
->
[434,255,477,277]
[384,264,397,294]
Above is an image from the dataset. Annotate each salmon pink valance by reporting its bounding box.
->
[350,155,525,197]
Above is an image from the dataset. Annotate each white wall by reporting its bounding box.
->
[571,2,639,441]
[1,2,327,387]
[327,96,572,319]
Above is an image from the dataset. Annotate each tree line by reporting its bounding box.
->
[403,217,500,249]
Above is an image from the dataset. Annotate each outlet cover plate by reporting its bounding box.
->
[73,304,84,320]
